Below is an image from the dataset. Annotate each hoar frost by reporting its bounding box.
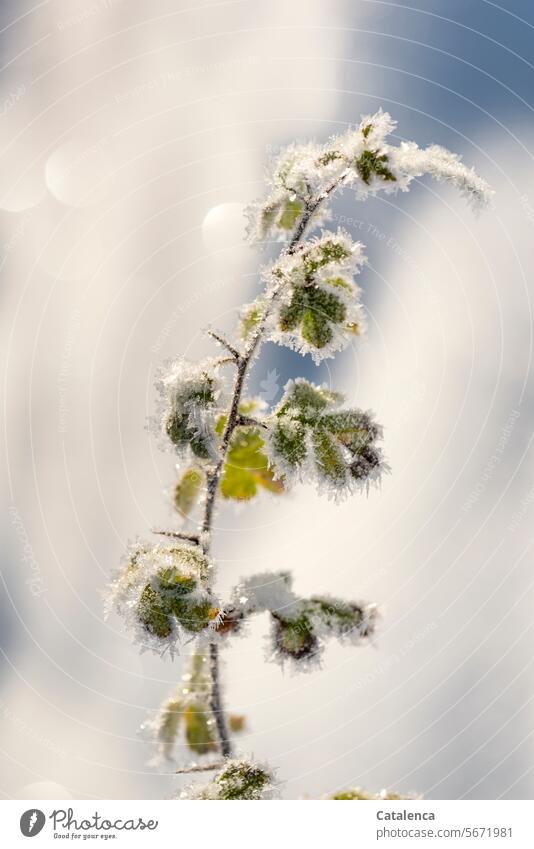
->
[246,109,493,247]
[179,758,276,800]
[107,542,219,655]
[264,230,367,363]
[217,571,377,667]
[266,378,385,499]
[111,108,491,799]
[152,357,224,460]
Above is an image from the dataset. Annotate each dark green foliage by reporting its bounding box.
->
[134,547,215,639]
[164,375,216,458]
[279,284,347,349]
[270,380,382,488]
[273,612,317,660]
[138,584,174,639]
[216,761,272,800]
[165,411,211,459]
[355,149,396,185]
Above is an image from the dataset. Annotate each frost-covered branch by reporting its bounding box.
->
[218,571,377,668]
[107,109,491,798]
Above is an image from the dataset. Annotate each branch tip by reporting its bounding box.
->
[206,329,242,360]
[152,529,200,545]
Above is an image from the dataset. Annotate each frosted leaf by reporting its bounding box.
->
[263,231,366,362]
[251,109,492,214]
[269,229,364,287]
[173,466,205,517]
[329,787,416,800]
[143,652,219,765]
[322,110,492,206]
[178,758,276,800]
[152,357,224,461]
[268,596,377,668]
[143,696,183,762]
[239,299,266,341]
[106,542,218,656]
[223,571,377,670]
[245,141,337,243]
[265,378,386,498]
[389,141,494,209]
[230,571,296,617]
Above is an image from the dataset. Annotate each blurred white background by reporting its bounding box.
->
[1,0,534,800]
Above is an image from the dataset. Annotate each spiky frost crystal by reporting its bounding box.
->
[266,378,384,497]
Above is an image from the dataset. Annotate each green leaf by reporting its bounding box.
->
[277,198,303,230]
[165,412,212,459]
[312,429,346,485]
[163,373,217,458]
[183,703,218,754]
[270,379,383,489]
[220,427,284,501]
[355,149,396,185]
[317,149,343,166]
[273,613,317,660]
[172,597,216,633]
[215,761,272,800]
[134,546,216,640]
[278,380,341,419]
[269,418,308,471]
[174,467,204,517]
[137,585,173,639]
[240,302,263,340]
[279,284,346,350]
[259,199,282,236]
[158,699,183,760]
[331,788,408,800]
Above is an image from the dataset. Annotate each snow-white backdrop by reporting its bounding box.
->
[1,0,533,799]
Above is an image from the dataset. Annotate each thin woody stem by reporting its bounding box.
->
[152,529,200,544]
[208,642,232,757]
[206,329,242,360]
[200,172,349,759]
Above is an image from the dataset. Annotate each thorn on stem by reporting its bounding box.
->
[206,329,242,361]
[152,529,200,545]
